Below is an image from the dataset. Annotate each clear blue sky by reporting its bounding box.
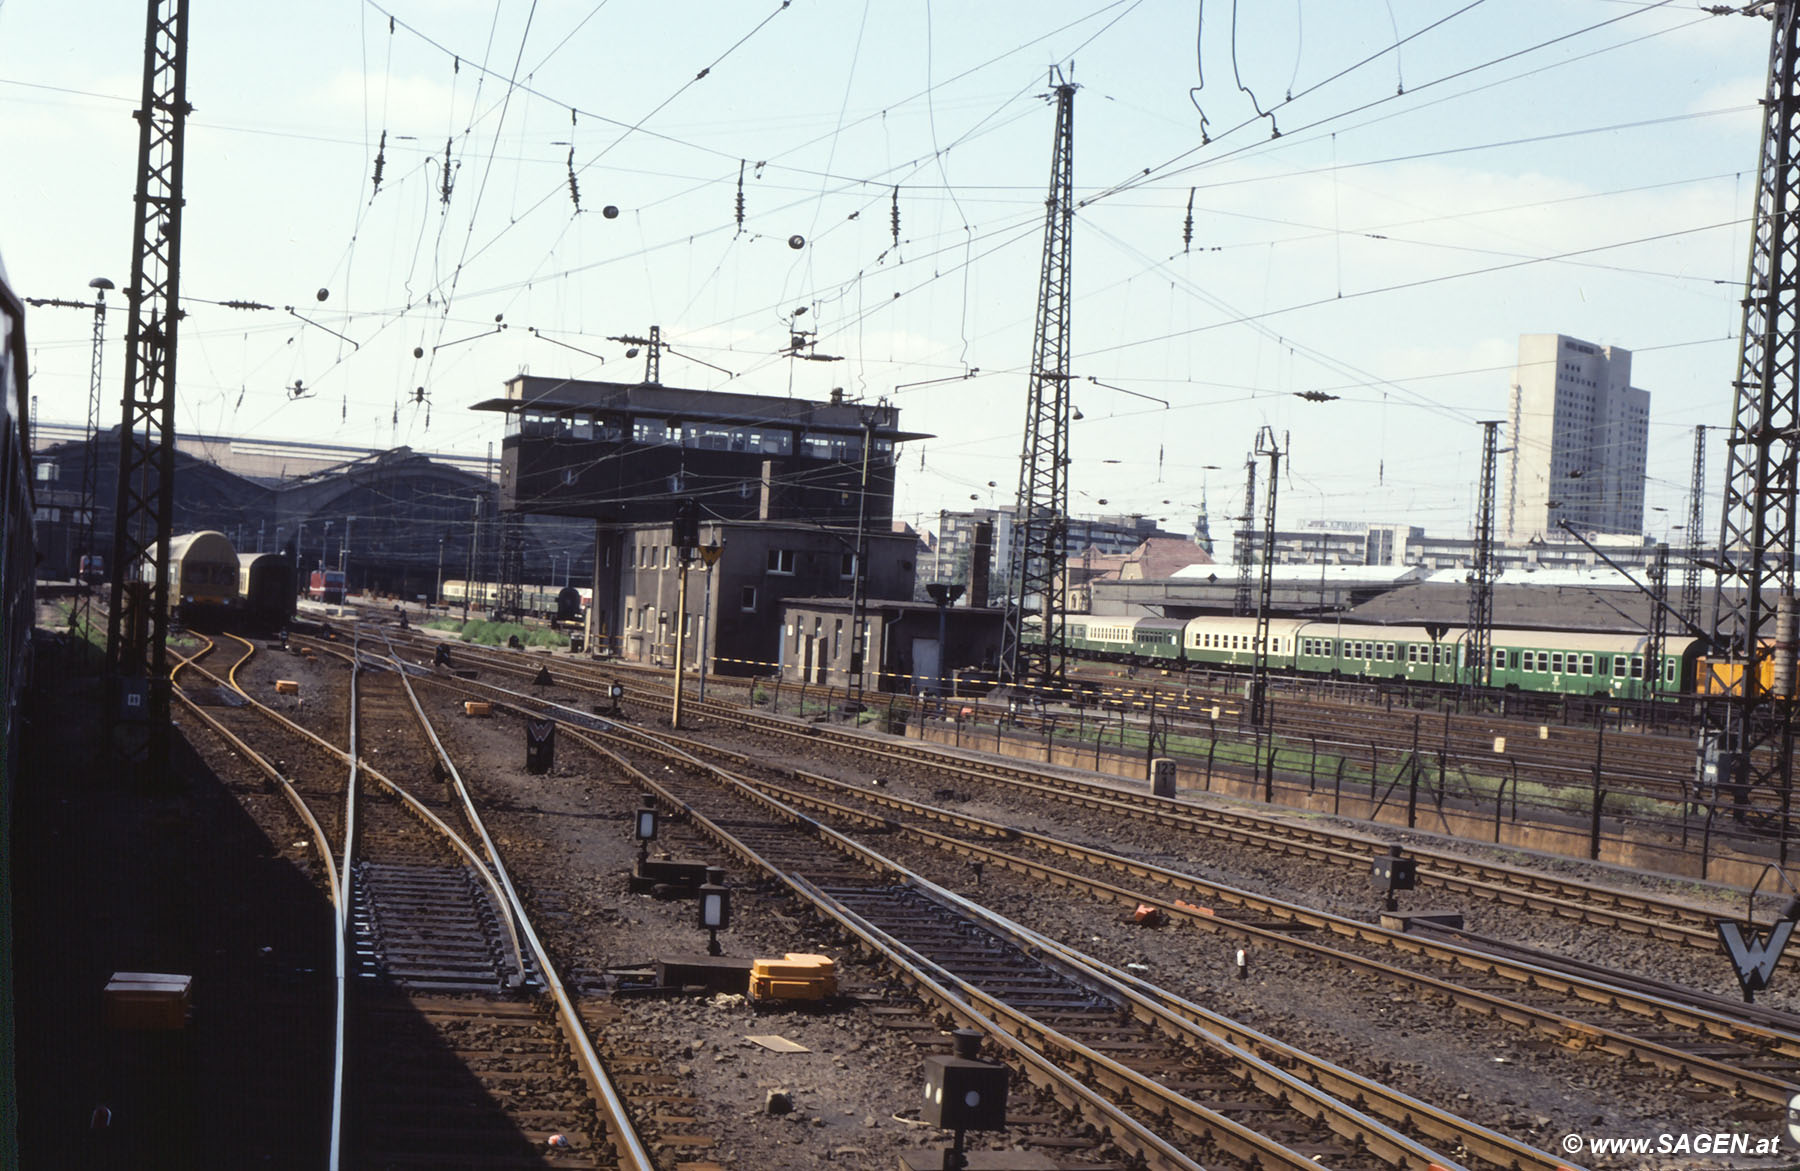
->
[0,0,1772,545]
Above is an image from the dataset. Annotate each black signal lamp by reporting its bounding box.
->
[923,1028,1009,1150]
[1371,845,1417,913]
[635,794,659,865]
[697,866,730,956]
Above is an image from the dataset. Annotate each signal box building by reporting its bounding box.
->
[778,596,1004,694]
[612,518,921,675]
[473,374,927,672]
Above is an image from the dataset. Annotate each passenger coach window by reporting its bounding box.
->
[1581,654,1594,676]
[1551,652,1563,673]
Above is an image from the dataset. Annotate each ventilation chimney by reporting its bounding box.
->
[969,521,993,609]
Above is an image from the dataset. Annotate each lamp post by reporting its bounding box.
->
[926,582,965,697]
[671,546,693,729]
[463,498,480,622]
[697,540,723,702]
[321,521,333,586]
[670,500,700,729]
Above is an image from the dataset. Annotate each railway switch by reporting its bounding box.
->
[1371,846,1417,913]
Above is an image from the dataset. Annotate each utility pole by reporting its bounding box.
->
[608,325,662,385]
[1233,456,1257,618]
[80,281,113,623]
[1647,542,1670,702]
[1249,429,1283,726]
[1000,68,1076,691]
[697,539,722,702]
[670,498,699,729]
[105,0,191,782]
[846,405,887,718]
[463,497,480,622]
[23,280,115,640]
[1682,424,1706,629]
[1713,0,1800,833]
[499,511,523,621]
[1467,421,1503,690]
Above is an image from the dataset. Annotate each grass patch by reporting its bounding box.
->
[440,619,567,648]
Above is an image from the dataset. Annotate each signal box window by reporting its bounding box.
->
[767,549,795,575]
[741,586,758,611]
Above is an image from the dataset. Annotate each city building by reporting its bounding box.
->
[1501,333,1650,542]
[471,373,928,669]
[598,516,919,676]
[778,596,1003,694]
[921,506,1186,602]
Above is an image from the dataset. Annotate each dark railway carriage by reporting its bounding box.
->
[0,250,33,1168]
[238,552,295,628]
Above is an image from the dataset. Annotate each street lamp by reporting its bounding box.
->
[697,540,723,702]
[926,582,965,697]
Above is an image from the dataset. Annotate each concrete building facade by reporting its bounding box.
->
[595,517,919,677]
[778,597,1003,694]
[1502,334,1650,542]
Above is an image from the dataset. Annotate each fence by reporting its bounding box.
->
[751,677,1790,886]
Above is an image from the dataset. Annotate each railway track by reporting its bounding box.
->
[171,629,654,1169]
[358,629,1746,953]
[448,670,1800,1114]
[553,705,1570,1171]
[379,655,1608,1170]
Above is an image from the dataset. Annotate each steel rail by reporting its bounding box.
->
[747,763,1800,1053]
[342,634,1731,940]
[168,640,346,1169]
[541,714,1477,1171]
[735,774,1800,1105]
[370,635,655,1171]
[557,723,1333,1171]
[964,900,1582,1171]
[171,643,531,980]
[680,692,1732,944]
